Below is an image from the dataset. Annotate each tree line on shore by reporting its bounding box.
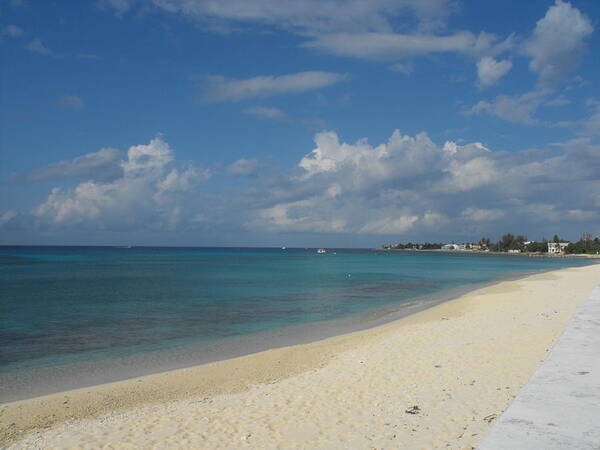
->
[482,233,600,254]
[383,233,600,254]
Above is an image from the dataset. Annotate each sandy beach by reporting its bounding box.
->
[2,263,599,449]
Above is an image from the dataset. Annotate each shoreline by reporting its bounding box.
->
[0,265,575,403]
[2,264,599,448]
[379,248,600,259]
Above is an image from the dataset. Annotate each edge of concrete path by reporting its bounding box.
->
[477,284,600,450]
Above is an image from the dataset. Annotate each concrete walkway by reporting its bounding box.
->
[477,284,600,450]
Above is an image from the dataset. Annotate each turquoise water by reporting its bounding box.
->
[0,246,592,377]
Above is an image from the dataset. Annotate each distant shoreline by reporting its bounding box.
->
[378,248,600,259]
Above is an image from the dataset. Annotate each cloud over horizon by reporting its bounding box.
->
[32,138,211,230]
[246,129,600,238]
[10,128,598,242]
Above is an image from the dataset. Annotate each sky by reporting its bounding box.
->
[1,0,599,247]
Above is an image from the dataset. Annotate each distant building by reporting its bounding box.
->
[442,243,467,251]
[508,249,521,253]
[547,242,569,254]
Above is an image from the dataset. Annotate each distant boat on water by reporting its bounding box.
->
[281,246,287,250]
[317,248,327,254]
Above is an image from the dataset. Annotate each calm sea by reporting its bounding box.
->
[0,246,592,400]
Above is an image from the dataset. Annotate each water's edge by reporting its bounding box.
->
[0,265,575,404]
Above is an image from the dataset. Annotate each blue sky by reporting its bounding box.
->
[1,0,599,247]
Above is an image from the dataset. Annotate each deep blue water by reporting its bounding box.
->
[0,246,591,375]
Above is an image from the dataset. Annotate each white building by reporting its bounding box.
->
[442,243,467,251]
[547,242,569,254]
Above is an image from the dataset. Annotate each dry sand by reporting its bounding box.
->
[2,264,599,449]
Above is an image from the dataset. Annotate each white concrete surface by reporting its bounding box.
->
[477,284,600,450]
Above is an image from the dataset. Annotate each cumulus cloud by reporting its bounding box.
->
[246,129,600,239]
[476,56,512,89]
[58,95,84,110]
[6,148,122,183]
[12,131,600,241]
[522,0,593,87]
[243,106,288,120]
[33,138,210,229]
[198,72,346,102]
[248,130,497,234]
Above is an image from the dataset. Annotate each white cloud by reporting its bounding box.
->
[58,95,84,110]
[476,56,512,89]
[198,71,346,102]
[522,0,593,87]
[302,31,511,60]
[246,129,600,239]
[437,157,498,192]
[25,38,56,56]
[243,106,287,120]
[250,130,500,234]
[257,199,348,233]
[467,90,550,124]
[1,24,24,38]
[226,158,259,177]
[103,0,519,81]
[15,131,600,240]
[8,147,122,183]
[156,166,208,195]
[105,0,456,35]
[33,138,210,229]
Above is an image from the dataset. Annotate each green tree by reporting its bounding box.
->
[511,235,527,250]
[498,233,515,252]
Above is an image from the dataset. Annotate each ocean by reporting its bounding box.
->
[0,246,592,401]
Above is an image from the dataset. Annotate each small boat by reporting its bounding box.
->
[317,248,326,254]
[281,246,287,250]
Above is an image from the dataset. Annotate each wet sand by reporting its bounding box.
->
[2,264,599,449]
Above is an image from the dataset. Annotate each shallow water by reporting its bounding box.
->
[0,246,592,400]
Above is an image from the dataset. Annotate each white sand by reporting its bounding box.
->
[2,264,599,449]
